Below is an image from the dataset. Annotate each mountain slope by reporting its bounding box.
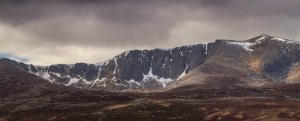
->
[169,34,300,89]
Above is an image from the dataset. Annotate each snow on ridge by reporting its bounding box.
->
[272,37,287,42]
[226,35,267,52]
[260,34,298,44]
[256,35,268,41]
[271,37,300,44]
[227,35,300,52]
[227,41,258,52]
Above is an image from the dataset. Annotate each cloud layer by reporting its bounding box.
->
[1,0,300,65]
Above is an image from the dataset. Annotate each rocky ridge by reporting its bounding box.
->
[3,34,300,90]
[26,44,209,90]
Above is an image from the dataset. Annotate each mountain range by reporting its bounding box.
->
[3,34,300,91]
[2,34,300,121]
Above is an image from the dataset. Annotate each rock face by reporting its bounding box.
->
[5,34,300,90]
[27,44,209,90]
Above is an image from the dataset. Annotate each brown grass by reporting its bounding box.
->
[248,57,263,73]
[287,66,300,82]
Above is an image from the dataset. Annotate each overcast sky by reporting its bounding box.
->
[1,0,300,65]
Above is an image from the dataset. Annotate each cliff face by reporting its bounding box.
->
[8,34,300,90]
[28,44,209,90]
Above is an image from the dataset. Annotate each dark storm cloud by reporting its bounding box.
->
[0,0,300,65]
[1,0,300,46]
[0,0,182,47]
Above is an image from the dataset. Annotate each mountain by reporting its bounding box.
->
[169,34,300,88]
[25,44,209,90]
[2,35,300,121]
[6,34,300,90]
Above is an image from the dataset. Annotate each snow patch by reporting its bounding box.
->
[82,79,93,85]
[28,65,32,72]
[256,36,267,41]
[272,37,286,42]
[227,41,260,52]
[128,79,142,87]
[178,65,188,79]
[204,44,208,54]
[142,67,174,87]
[179,49,184,57]
[162,57,167,68]
[66,78,80,86]
[51,72,61,77]
[113,58,118,75]
[37,71,52,82]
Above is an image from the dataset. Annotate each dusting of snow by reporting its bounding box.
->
[162,57,167,68]
[179,49,184,57]
[113,58,118,75]
[226,34,273,52]
[127,79,142,88]
[270,36,300,45]
[227,41,256,51]
[256,35,267,41]
[272,37,286,42]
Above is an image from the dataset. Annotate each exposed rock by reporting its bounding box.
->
[3,34,300,90]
